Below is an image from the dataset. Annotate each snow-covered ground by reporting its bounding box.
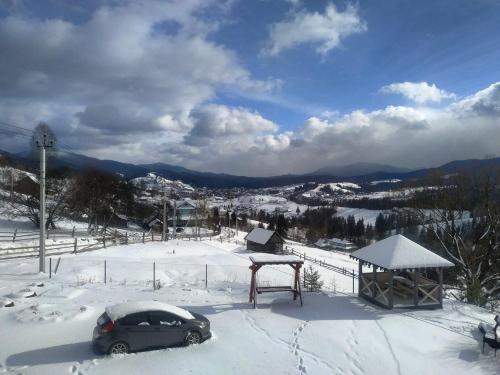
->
[333,207,384,225]
[0,237,498,375]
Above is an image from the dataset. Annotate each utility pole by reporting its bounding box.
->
[35,133,54,273]
[162,189,167,241]
[195,201,199,241]
[235,210,238,237]
[173,200,177,239]
[10,167,14,200]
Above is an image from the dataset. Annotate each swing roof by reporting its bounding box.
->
[350,234,454,270]
[249,254,303,265]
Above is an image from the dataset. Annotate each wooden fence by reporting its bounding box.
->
[0,227,219,261]
[0,227,89,242]
[285,245,358,280]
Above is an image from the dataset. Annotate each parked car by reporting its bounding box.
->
[92,301,211,354]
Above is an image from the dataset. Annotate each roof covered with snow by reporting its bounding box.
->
[244,228,281,244]
[105,301,195,321]
[350,234,454,270]
[249,254,303,265]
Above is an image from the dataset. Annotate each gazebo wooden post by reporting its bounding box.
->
[372,265,377,298]
[389,270,394,309]
[413,269,419,307]
[438,267,443,308]
[358,261,363,296]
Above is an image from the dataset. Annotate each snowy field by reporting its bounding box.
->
[333,207,384,226]
[0,237,498,375]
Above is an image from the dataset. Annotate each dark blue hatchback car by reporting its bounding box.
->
[92,301,211,354]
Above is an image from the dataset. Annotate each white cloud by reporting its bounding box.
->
[264,3,366,56]
[380,82,456,104]
[0,0,277,155]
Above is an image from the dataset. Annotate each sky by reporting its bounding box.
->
[0,0,499,176]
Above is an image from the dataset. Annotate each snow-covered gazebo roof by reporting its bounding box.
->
[350,234,454,270]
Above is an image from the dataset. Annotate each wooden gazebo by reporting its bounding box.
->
[248,254,304,308]
[350,235,454,309]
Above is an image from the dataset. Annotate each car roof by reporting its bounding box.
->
[105,301,195,322]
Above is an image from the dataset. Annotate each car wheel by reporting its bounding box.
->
[185,331,202,346]
[109,342,129,355]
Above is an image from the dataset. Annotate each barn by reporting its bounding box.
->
[245,228,284,254]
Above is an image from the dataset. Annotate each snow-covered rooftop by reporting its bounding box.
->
[244,228,277,244]
[249,254,303,264]
[105,301,195,321]
[350,234,454,270]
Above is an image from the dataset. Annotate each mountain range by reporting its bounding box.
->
[0,149,498,189]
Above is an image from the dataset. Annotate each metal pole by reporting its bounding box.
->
[162,189,167,241]
[173,201,177,239]
[39,145,46,273]
[205,264,208,288]
[153,262,156,291]
[104,260,107,284]
[352,269,355,293]
[49,257,52,279]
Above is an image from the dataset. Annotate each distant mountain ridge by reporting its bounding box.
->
[0,149,498,189]
[312,162,411,177]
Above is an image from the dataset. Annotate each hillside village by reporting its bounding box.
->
[0,152,499,374]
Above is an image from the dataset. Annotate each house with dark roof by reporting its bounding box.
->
[244,228,284,253]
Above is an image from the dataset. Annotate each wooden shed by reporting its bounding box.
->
[245,228,284,253]
[350,235,454,309]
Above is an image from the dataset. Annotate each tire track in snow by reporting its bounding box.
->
[375,321,402,375]
[343,320,363,375]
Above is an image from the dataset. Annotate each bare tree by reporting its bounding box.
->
[1,174,72,229]
[416,172,500,307]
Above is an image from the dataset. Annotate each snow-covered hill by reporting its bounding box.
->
[129,172,194,192]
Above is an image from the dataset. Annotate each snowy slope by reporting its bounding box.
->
[0,238,497,375]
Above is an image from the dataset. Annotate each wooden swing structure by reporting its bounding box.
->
[248,254,304,308]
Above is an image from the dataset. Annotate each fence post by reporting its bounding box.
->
[205,264,208,288]
[352,269,355,293]
[143,232,145,243]
[303,267,306,288]
[125,232,128,245]
[49,257,52,279]
[71,226,75,238]
[103,235,106,248]
[12,228,17,242]
[153,262,156,291]
[54,257,61,274]
[73,238,77,254]
[104,260,107,284]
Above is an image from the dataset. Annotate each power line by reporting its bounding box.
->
[0,120,75,152]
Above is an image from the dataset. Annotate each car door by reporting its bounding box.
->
[149,311,186,347]
[117,312,154,351]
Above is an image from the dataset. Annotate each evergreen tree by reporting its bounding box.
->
[375,213,386,240]
[304,265,324,292]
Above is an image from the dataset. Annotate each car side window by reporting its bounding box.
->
[119,312,151,326]
[150,311,182,326]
